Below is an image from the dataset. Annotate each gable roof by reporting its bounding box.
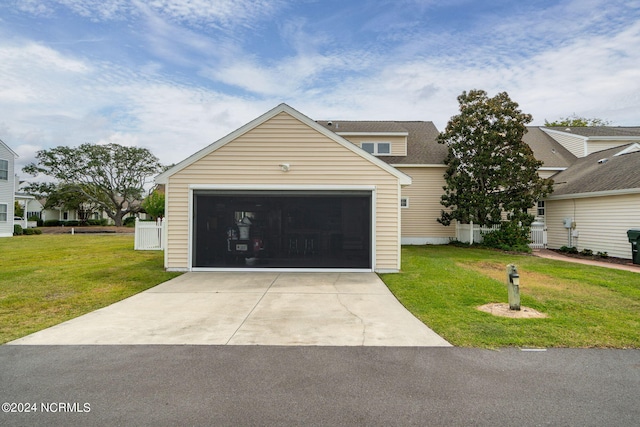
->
[316,120,447,165]
[523,127,577,169]
[155,104,411,185]
[0,138,19,158]
[547,143,640,199]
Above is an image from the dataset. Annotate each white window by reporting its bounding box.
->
[361,142,391,155]
[0,159,8,180]
[400,197,409,208]
[537,201,545,217]
[0,204,7,222]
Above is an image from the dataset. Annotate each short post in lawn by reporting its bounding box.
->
[506,264,521,311]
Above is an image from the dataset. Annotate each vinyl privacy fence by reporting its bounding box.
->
[134,218,165,250]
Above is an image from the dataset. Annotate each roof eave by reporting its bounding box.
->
[546,187,640,200]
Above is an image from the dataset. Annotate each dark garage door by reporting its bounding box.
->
[193,190,371,269]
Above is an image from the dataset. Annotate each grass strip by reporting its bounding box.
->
[0,234,180,343]
[381,245,639,348]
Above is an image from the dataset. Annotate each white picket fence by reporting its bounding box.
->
[134,218,165,250]
[529,221,547,249]
[455,221,547,248]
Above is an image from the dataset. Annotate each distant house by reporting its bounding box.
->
[0,139,18,237]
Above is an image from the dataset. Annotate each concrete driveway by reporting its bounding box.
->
[9,273,450,346]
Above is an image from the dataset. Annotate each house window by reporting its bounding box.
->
[361,142,391,155]
[0,204,7,222]
[0,159,8,180]
[400,197,409,208]
[63,212,68,220]
[537,201,545,217]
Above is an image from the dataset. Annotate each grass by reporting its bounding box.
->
[381,245,640,349]
[2,236,638,348]
[0,234,180,344]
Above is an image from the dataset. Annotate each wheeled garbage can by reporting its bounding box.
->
[627,230,640,265]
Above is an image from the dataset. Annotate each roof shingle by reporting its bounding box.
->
[549,144,640,196]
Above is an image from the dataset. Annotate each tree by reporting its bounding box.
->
[544,115,610,127]
[142,190,165,220]
[438,89,553,231]
[23,143,161,226]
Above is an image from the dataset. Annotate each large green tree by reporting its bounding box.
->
[24,143,161,226]
[438,89,553,228]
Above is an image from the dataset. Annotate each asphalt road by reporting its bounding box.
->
[1,346,638,426]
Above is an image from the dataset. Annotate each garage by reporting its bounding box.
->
[193,190,372,269]
[156,104,411,273]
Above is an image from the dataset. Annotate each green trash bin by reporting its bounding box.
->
[627,230,640,265]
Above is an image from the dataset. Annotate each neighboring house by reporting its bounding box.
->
[538,127,640,259]
[34,195,147,224]
[544,142,640,259]
[0,139,18,237]
[0,140,18,237]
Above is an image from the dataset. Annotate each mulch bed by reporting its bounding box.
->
[548,249,633,266]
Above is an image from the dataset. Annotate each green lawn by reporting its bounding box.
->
[0,234,180,344]
[2,236,639,348]
[381,245,640,348]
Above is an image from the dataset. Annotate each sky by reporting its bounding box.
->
[1,0,639,174]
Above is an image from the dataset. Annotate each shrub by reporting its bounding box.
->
[44,220,60,227]
[580,248,594,256]
[596,251,609,259]
[123,217,137,227]
[23,228,42,235]
[62,220,80,226]
[559,246,579,254]
[481,221,531,253]
[87,218,108,226]
[13,224,23,235]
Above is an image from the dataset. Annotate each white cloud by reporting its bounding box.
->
[3,0,640,183]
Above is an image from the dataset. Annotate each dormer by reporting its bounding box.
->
[337,132,408,157]
[316,121,408,157]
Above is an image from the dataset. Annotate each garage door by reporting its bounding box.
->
[192,190,371,269]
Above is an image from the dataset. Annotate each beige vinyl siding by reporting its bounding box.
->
[396,166,455,241]
[340,135,407,156]
[166,111,402,271]
[542,129,586,157]
[587,140,638,155]
[546,194,640,259]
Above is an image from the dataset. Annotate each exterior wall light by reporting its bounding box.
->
[279,163,290,172]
